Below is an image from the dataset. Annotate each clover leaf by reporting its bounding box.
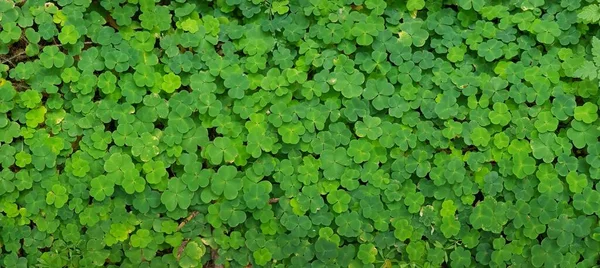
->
[347,139,372,163]
[205,137,239,165]
[332,71,365,98]
[90,175,115,201]
[470,126,491,147]
[355,116,382,140]
[211,165,243,200]
[39,46,66,68]
[58,25,80,45]
[131,132,160,162]
[46,184,68,208]
[243,181,272,209]
[566,171,588,194]
[278,122,306,144]
[2,1,600,267]
[161,177,192,211]
[573,102,599,124]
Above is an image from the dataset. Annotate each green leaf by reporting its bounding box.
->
[573,102,599,124]
[58,25,80,45]
[243,181,272,209]
[211,166,243,200]
[161,72,181,93]
[513,154,537,179]
[566,171,588,193]
[46,184,68,208]
[253,247,272,265]
[457,0,485,11]
[578,4,600,23]
[161,178,192,211]
[39,46,66,68]
[470,126,491,147]
[357,243,378,264]
[205,137,239,164]
[406,0,425,11]
[90,175,115,201]
[1,2,600,267]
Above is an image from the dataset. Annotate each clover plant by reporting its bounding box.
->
[0,0,600,267]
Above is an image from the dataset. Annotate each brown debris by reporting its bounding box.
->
[177,211,199,231]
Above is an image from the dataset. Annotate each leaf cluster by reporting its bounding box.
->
[0,0,599,267]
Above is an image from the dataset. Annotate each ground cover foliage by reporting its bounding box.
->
[0,0,600,267]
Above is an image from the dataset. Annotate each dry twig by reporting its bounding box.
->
[177,211,199,231]
[176,239,189,261]
[1,51,27,65]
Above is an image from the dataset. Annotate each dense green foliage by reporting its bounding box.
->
[1,0,600,267]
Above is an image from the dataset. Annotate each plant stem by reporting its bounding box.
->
[1,51,27,64]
